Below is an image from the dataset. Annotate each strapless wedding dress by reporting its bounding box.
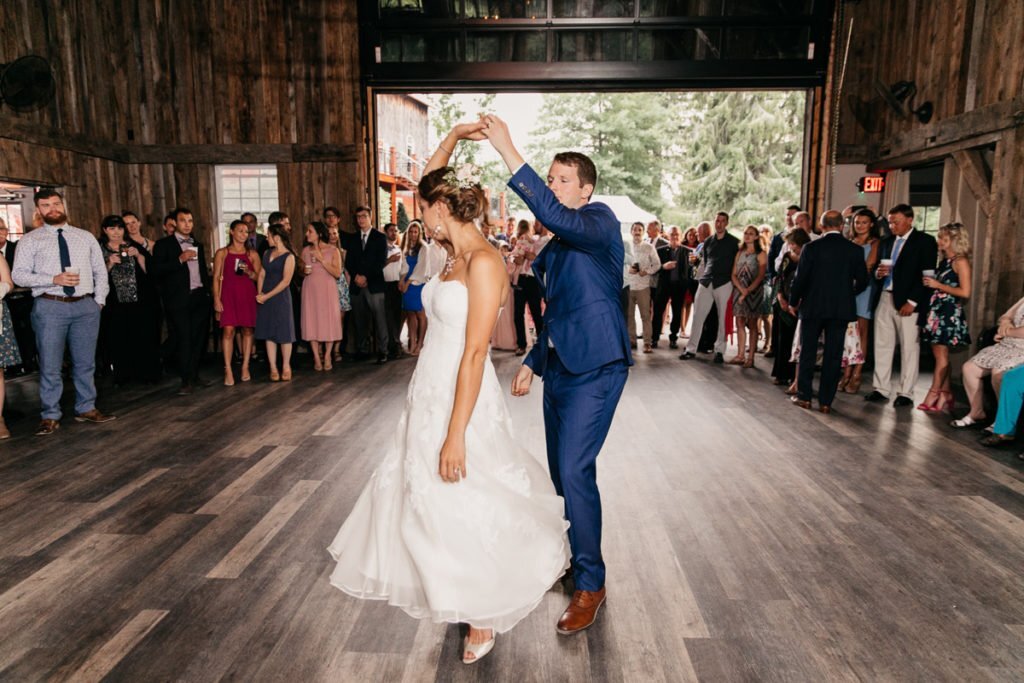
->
[327,276,569,633]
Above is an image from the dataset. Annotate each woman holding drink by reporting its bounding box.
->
[213,219,261,386]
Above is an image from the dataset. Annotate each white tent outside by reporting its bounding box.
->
[591,194,658,236]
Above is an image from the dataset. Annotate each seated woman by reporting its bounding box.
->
[951,294,1024,428]
[980,363,1024,447]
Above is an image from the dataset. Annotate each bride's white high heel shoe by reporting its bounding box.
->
[462,633,496,664]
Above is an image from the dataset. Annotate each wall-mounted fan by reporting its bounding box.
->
[0,55,56,112]
[873,79,933,124]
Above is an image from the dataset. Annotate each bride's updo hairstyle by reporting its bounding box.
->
[418,167,488,226]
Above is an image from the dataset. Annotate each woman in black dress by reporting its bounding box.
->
[98,215,161,385]
[256,223,297,381]
[771,229,810,387]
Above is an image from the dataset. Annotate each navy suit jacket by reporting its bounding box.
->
[509,165,633,377]
[789,232,869,322]
[341,229,388,295]
[870,229,938,325]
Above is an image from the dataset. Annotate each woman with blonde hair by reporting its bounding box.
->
[918,222,972,412]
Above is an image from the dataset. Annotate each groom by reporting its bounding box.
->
[485,115,633,634]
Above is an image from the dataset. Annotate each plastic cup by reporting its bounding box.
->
[879,259,893,267]
[922,269,936,278]
[64,266,80,275]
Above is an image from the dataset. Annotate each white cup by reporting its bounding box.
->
[922,269,936,278]
[879,259,893,267]
[64,266,80,275]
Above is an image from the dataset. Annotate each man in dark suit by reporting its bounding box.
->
[151,207,213,395]
[341,206,389,363]
[651,225,689,349]
[789,210,869,413]
[864,204,938,407]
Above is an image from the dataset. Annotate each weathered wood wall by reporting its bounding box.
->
[0,0,365,249]
[834,0,1024,325]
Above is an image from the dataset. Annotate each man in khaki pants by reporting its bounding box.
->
[624,222,660,353]
[864,204,938,407]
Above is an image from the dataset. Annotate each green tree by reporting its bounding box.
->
[396,201,410,233]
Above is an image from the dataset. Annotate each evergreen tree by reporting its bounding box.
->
[396,201,410,233]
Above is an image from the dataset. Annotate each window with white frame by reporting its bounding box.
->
[214,165,279,247]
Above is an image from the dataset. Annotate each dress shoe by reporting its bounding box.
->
[864,390,887,402]
[557,587,607,635]
[375,354,388,365]
[791,397,812,410]
[195,378,215,389]
[819,405,832,415]
[74,409,115,424]
[669,340,678,349]
[893,396,914,408]
[34,419,60,436]
[713,353,724,364]
[177,383,194,396]
[678,351,695,360]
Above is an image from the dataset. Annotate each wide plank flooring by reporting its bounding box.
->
[0,348,1022,682]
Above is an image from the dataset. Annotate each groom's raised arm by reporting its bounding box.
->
[507,165,617,255]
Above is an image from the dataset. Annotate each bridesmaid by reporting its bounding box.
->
[325,214,351,363]
[919,222,972,412]
[0,254,21,438]
[840,208,880,394]
[256,224,297,381]
[399,221,427,355]
[300,221,343,370]
[490,241,518,351]
[729,225,767,367]
[213,219,261,386]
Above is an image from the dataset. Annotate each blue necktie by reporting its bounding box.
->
[884,237,904,290]
[57,228,74,296]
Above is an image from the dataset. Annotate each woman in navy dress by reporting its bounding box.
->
[399,221,427,355]
[919,222,972,412]
[256,223,297,381]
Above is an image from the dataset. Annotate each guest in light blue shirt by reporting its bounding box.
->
[11,189,115,435]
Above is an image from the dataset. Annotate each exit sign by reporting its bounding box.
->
[857,175,886,193]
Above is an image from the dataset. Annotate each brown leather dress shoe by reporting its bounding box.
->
[791,397,812,410]
[557,587,606,635]
[35,419,60,436]
[818,405,832,415]
[74,409,116,424]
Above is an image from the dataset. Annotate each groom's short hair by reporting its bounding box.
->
[553,151,597,190]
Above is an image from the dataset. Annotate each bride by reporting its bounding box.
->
[327,122,570,664]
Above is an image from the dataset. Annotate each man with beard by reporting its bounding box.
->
[12,189,115,435]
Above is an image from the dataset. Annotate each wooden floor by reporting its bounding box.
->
[1,347,1022,682]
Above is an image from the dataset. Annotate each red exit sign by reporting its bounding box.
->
[857,175,886,193]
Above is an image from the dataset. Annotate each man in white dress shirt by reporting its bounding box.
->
[12,189,115,435]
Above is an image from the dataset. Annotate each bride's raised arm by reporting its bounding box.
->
[436,252,507,484]
[423,121,489,175]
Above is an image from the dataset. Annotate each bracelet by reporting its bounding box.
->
[439,142,453,155]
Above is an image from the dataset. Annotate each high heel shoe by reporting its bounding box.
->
[844,375,862,394]
[936,390,955,413]
[323,358,333,371]
[269,369,280,382]
[462,633,496,664]
[742,356,754,368]
[281,368,293,382]
[916,389,941,412]
[241,366,251,382]
[223,367,235,387]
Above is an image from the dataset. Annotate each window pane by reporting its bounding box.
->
[723,27,809,60]
[379,0,458,18]
[554,0,635,18]
[637,28,721,60]
[557,31,633,61]
[466,31,546,62]
[380,32,461,62]
[640,0,813,16]
[463,0,541,19]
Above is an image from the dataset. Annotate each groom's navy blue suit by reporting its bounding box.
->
[510,164,633,592]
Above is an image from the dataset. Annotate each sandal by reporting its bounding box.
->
[916,389,941,412]
[950,414,986,429]
[980,433,1015,447]
[462,633,496,665]
[223,367,235,387]
[281,368,293,382]
[269,369,280,382]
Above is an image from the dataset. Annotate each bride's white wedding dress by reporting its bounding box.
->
[327,275,570,633]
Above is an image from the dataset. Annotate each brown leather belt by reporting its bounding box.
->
[39,293,89,303]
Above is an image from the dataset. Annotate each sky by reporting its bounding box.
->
[417,92,546,165]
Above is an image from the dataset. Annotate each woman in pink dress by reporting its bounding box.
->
[490,242,518,351]
[300,221,343,370]
[213,219,261,386]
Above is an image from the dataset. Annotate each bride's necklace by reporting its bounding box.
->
[443,252,465,276]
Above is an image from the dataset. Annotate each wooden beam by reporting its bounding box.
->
[0,119,360,165]
[0,117,130,162]
[951,149,993,217]
[866,98,1024,169]
[867,131,1002,171]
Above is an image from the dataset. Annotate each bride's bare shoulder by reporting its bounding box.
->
[464,248,509,293]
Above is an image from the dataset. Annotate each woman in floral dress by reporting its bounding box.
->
[919,223,972,412]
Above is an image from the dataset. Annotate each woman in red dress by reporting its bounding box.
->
[213,219,261,386]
